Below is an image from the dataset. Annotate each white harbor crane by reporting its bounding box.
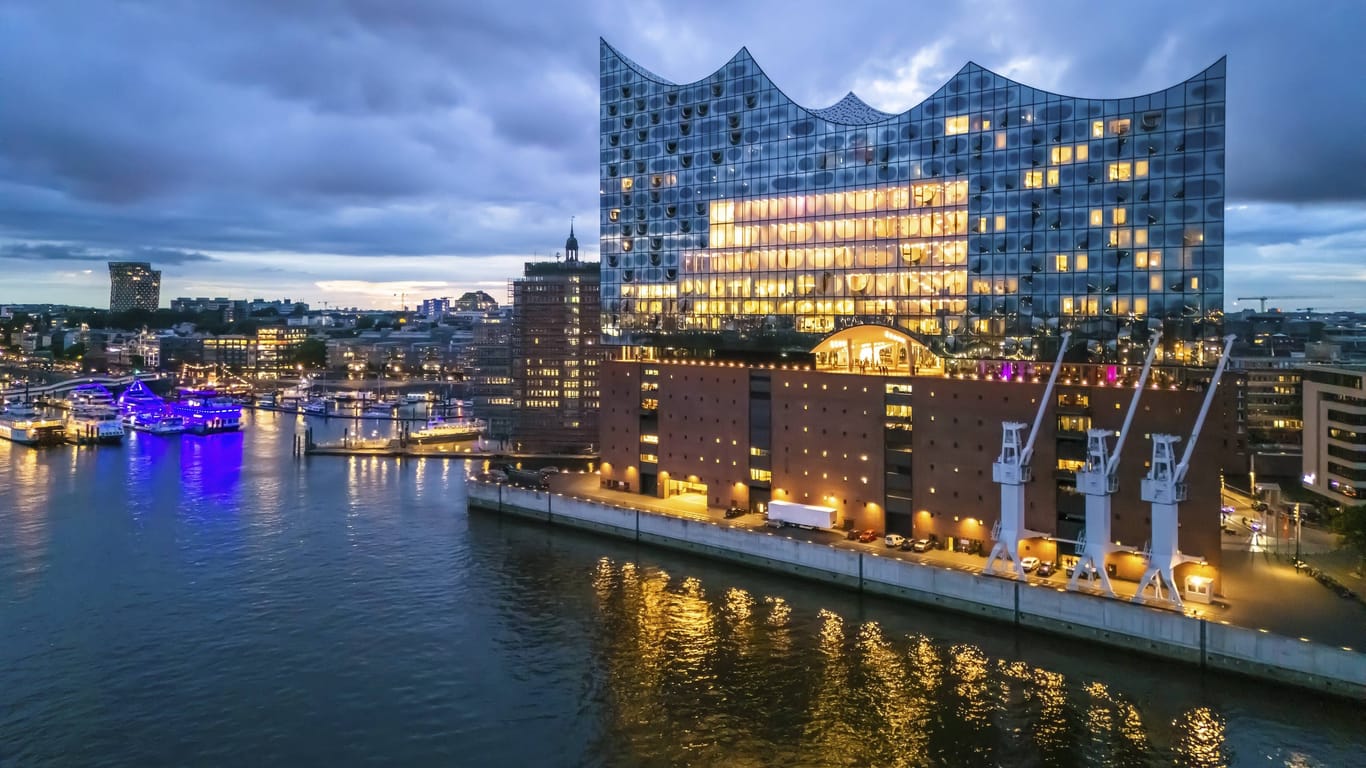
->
[986,331,1072,580]
[1068,329,1162,596]
[1133,334,1236,608]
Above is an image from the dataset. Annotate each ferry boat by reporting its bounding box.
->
[174,390,243,435]
[125,411,187,435]
[303,399,328,416]
[69,382,118,412]
[65,408,125,445]
[257,393,277,408]
[410,417,483,445]
[0,400,66,446]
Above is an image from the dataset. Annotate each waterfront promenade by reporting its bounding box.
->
[468,473,1366,699]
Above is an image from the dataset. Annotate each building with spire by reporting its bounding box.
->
[507,222,604,453]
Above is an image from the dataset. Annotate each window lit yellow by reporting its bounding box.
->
[995,132,1007,149]
[1047,169,1059,186]
[1135,229,1148,246]
[1112,208,1127,225]
[945,115,969,135]
[1076,145,1089,161]
[995,215,1006,231]
[1150,274,1163,291]
[1090,209,1103,226]
[1063,297,1076,314]
[1092,120,1104,138]
[1190,276,1199,290]
[1134,297,1148,314]
[1107,118,1131,135]
[1055,254,1069,272]
[621,177,633,190]
[1076,254,1089,270]
[1135,160,1149,177]
[1050,146,1073,164]
[1024,170,1043,188]
[1108,162,1132,181]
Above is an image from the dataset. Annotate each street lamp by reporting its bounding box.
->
[1294,503,1302,569]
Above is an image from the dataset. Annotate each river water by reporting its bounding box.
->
[0,409,1361,766]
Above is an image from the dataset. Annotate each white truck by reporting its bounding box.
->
[765,500,837,530]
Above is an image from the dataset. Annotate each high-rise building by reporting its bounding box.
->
[469,312,514,442]
[596,43,1242,593]
[1301,366,1366,505]
[108,262,162,313]
[509,225,605,453]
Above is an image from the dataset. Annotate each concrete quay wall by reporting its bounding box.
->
[465,480,1366,701]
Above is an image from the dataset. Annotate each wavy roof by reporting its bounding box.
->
[602,39,1225,127]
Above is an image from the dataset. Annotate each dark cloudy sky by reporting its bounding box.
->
[2,0,1364,310]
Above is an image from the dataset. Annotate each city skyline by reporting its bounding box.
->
[2,1,1364,310]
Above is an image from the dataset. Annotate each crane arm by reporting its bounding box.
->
[1021,330,1072,465]
[1107,329,1162,477]
[1174,334,1236,482]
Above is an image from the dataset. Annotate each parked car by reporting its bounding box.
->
[765,518,784,529]
[845,528,859,540]
[724,505,746,519]
[911,538,931,552]
[857,529,879,543]
[1020,556,1040,573]
[1035,562,1055,577]
[899,538,917,551]
[884,534,906,548]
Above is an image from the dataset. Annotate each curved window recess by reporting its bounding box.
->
[666,92,677,105]
[649,253,661,266]
[637,130,648,142]
[609,134,620,147]
[680,155,692,168]
[651,113,660,125]
[711,151,722,164]
[607,104,617,116]
[608,255,619,267]
[680,123,691,136]
[635,98,645,111]
[620,224,632,236]
[621,148,632,160]
[847,273,871,295]
[622,239,633,252]
[665,141,677,154]
[635,222,647,234]
[608,165,618,177]
[728,115,741,129]
[744,95,757,108]
[730,132,742,145]
[697,103,709,116]
[623,116,634,128]
[665,205,676,218]
[681,106,693,118]
[650,237,663,250]
[621,86,631,98]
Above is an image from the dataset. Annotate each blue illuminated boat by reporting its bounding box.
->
[173,390,242,435]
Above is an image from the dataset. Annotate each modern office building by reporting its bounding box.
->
[1302,366,1366,504]
[469,312,514,442]
[255,326,309,379]
[108,262,162,313]
[509,227,605,453]
[597,43,1240,592]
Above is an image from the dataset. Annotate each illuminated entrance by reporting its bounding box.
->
[665,477,707,500]
[811,326,942,375]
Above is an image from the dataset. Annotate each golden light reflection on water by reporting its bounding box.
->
[3,447,52,597]
[581,560,1248,767]
[1172,706,1230,768]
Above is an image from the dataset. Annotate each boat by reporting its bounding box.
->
[65,407,125,445]
[361,402,393,419]
[409,417,483,445]
[303,399,328,416]
[0,400,66,446]
[116,380,164,414]
[126,412,187,435]
[173,390,243,435]
[69,382,118,412]
[258,393,277,408]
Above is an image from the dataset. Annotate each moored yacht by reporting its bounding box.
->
[65,407,125,445]
[410,417,483,445]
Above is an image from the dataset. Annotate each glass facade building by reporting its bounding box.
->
[599,41,1226,365]
[108,261,162,313]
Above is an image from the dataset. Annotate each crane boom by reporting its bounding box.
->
[1107,330,1162,476]
[1020,330,1072,465]
[1174,334,1236,482]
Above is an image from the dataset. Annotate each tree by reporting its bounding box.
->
[1333,504,1366,575]
[62,342,87,360]
[355,316,375,331]
[290,338,328,369]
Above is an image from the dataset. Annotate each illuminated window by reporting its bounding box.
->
[1092,120,1104,138]
[977,216,987,233]
[1055,254,1069,272]
[1075,254,1089,270]
[1134,297,1148,314]
[1062,297,1076,314]
[749,446,769,457]
[640,434,659,444]
[1050,146,1073,164]
[1112,208,1127,225]
[945,115,969,135]
[1150,274,1164,291]
[1108,162,1132,181]
[621,177,634,191]
[1047,169,1059,186]
[995,132,1007,149]
[639,453,657,464]
[1135,251,1149,268]
[1024,170,1043,188]
[609,208,620,222]
[1090,209,1103,226]
[750,467,772,482]
[1148,250,1162,268]
[1107,118,1131,135]
[994,215,1006,231]
[1076,144,1089,161]
[1135,160,1149,177]
[1190,276,1200,290]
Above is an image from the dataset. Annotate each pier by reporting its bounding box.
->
[295,427,596,463]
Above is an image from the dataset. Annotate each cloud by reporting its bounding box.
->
[0,242,213,264]
[0,0,1364,309]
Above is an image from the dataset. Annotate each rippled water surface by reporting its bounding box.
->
[1,410,1362,766]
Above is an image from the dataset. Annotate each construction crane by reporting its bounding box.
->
[986,331,1072,580]
[1133,334,1236,608]
[1069,328,1162,596]
[1234,296,1322,312]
